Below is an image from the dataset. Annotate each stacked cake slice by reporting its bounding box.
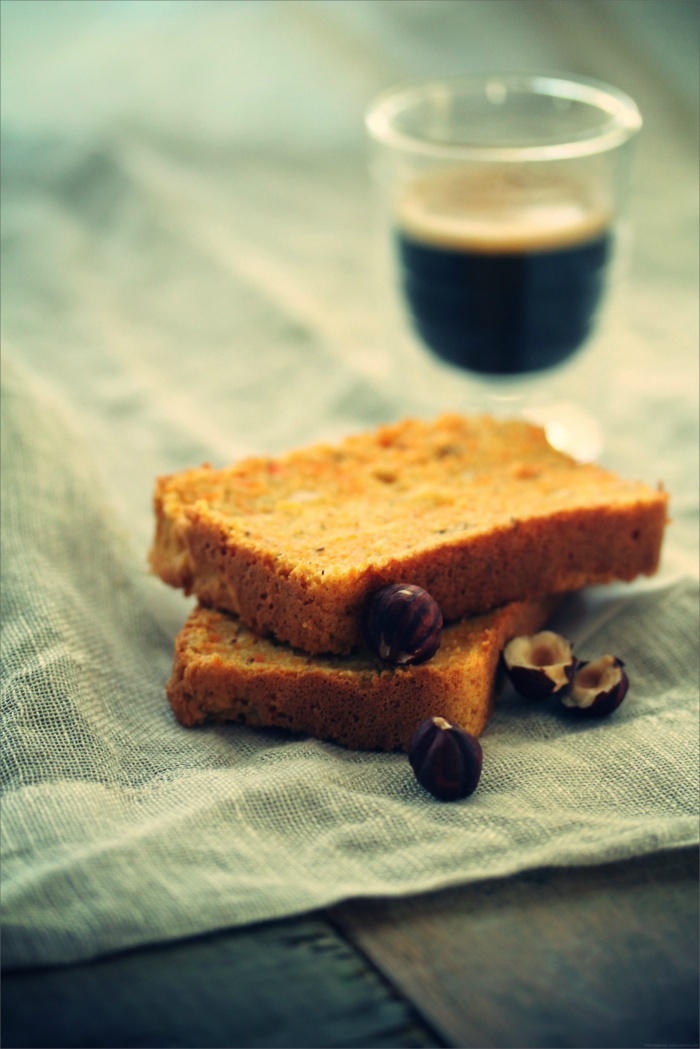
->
[150,413,668,750]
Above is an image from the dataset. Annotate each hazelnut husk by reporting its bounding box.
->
[561,655,629,717]
[365,583,443,665]
[502,631,577,700]
[408,716,483,801]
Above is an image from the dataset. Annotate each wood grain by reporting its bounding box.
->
[331,848,699,1049]
[2,916,443,1049]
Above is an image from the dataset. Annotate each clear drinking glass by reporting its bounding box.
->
[366,74,642,459]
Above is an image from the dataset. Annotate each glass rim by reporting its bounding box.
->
[365,73,642,161]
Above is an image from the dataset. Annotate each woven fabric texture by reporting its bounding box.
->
[2,1,698,969]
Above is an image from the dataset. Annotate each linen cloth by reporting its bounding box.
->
[2,0,698,969]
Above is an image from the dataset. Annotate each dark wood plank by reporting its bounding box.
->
[1,915,443,1049]
[330,848,699,1049]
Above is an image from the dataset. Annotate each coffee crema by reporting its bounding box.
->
[395,168,613,375]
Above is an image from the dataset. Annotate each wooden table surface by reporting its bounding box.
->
[2,2,698,1047]
[3,846,698,1048]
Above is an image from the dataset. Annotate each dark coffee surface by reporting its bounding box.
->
[397,229,611,374]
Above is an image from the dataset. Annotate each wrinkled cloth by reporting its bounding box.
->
[1,0,698,969]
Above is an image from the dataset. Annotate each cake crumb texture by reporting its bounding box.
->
[150,414,668,654]
[166,596,558,750]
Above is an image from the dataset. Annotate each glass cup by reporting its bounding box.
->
[365,74,642,459]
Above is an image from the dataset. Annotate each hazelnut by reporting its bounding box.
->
[561,655,629,717]
[408,716,483,801]
[365,583,443,665]
[502,631,577,700]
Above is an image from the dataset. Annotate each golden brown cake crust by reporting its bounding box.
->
[166,597,559,750]
[150,414,668,654]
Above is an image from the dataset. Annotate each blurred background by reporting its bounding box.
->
[2,1,697,141]
[1,0,698,566]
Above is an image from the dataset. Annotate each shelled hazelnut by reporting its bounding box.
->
[562,655,629,717]
[502,630,577,700]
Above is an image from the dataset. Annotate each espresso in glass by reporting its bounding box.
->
[395,167,612,376]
